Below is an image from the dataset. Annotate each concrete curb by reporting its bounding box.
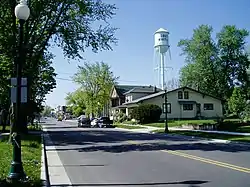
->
[41,129,51,187]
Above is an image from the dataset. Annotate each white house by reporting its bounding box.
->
[110,86,223,120]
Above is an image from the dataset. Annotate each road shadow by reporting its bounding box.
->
[45,129,200,146]
[50,180,209,186]
[44,128,250,153]
[50,140,250,153]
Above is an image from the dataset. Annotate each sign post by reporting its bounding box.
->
[10,78,28,103]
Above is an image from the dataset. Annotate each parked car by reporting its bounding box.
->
[95,116,114,128]
[90,118,99,128]
[77,115,91,128]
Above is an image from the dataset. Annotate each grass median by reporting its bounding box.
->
[0,133,42,187]
[152,129,250,143]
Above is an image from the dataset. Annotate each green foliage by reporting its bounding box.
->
[240,103,250,122]
[65,89,86,117]
[228,87,246,116]
[131,104,162,124]
[178,25,250,102]
[41,105,53,116]
[0,0,118,117]
[72,61,118,116]
[216,121,240,132]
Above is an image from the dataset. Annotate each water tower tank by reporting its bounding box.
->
[154,28,169,53]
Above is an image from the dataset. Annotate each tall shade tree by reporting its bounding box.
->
[178,24,250,101]
[217,25,250,99]
[0,0,118,116]
[178,25,219,97]
[73,61,118,116]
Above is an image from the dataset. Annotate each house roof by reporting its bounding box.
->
[123,86,223,105]
[123,86,161,95]
[113,85,161,97]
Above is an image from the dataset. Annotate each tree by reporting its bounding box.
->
[178,25,220,97]
[217,25,250,99]
[65,89,86,117]
[228,87,246,117]
[42,105,53,116]
[0,0,118,119]
[178,25,250,102]
[73,61,118,116]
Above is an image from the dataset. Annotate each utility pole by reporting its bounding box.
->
[164,90,169,133]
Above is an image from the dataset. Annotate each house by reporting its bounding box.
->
[105,85,162,117]
[109,86,224,120]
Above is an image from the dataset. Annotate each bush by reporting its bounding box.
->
[131,104,162,124]
[240,104,250,122]
[216,121,239,132]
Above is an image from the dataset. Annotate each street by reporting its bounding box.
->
[43,119,250,187]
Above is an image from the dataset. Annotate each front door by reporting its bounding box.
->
[196,103,201,116]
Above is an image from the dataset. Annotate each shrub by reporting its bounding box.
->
[240,104,250,122]
[131,104,162,124]
[216,121,239,132]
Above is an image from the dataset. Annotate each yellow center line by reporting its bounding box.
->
[125,140,250,174]
[163,150,250,173]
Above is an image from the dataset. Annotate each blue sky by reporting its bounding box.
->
[45,0,250,108]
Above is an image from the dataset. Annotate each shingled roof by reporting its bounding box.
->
[113,85,161,97]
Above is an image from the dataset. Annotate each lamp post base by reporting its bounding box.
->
[7,161,27,182]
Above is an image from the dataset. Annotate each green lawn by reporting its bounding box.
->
[142,119,217,128]
[0,133,42,187]
[236,126,250,133]
[1,124,42,133]
[143,119,244,129]
[115,124,146,129]
[152,129,250,143]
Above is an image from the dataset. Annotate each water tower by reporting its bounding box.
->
[154,28,171,90]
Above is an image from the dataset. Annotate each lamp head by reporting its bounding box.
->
[15,0,30,21]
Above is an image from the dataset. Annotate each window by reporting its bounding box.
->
[184,91,189,99]
[125,95,132,103]
[204,103,214,110]
[162,103,171,113]
[178,91,183,99]
[183,104,193,111]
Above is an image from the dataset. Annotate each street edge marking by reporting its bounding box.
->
[43,128,72,185]
[125,140,250,174]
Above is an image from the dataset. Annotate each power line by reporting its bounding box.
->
[55,71,145,84]
[55,77,144,84]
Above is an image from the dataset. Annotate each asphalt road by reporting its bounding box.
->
[44,119,250,187]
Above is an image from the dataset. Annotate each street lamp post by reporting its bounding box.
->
[8,0,30,182]
[164,90,169,133]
